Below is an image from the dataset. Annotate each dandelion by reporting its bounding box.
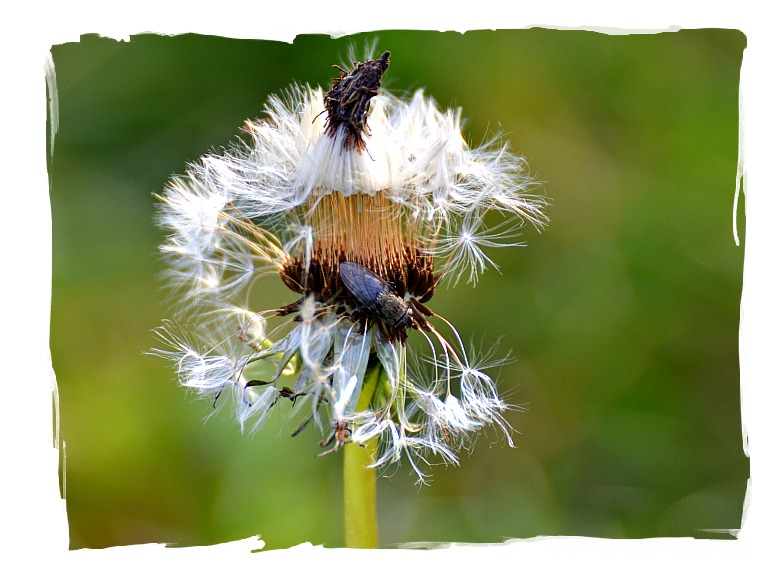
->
[153,49,546,546]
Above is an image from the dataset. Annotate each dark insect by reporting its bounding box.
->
[339,261,413,331]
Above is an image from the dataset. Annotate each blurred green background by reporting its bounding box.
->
[49,29,747,549]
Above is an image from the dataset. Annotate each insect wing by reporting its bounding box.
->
[339,261,387,312]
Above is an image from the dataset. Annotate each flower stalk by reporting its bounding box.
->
[343,360,382,548]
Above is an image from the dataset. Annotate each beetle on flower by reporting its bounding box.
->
[153,50,547,481]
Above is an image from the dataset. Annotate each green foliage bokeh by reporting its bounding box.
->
[49,29,747,549]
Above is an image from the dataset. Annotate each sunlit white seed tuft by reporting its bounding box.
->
[153,53,545,480]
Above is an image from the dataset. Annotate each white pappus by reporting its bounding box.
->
[152,49,547,482]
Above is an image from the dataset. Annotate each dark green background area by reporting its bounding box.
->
[49,29,747,549]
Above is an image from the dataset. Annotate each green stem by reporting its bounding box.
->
[343,362,381,548]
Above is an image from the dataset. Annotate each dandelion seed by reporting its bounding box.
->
[153,49,546,480]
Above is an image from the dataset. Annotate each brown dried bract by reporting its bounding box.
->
[323,51,390,152]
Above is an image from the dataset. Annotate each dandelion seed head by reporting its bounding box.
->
[152,50,546,479]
